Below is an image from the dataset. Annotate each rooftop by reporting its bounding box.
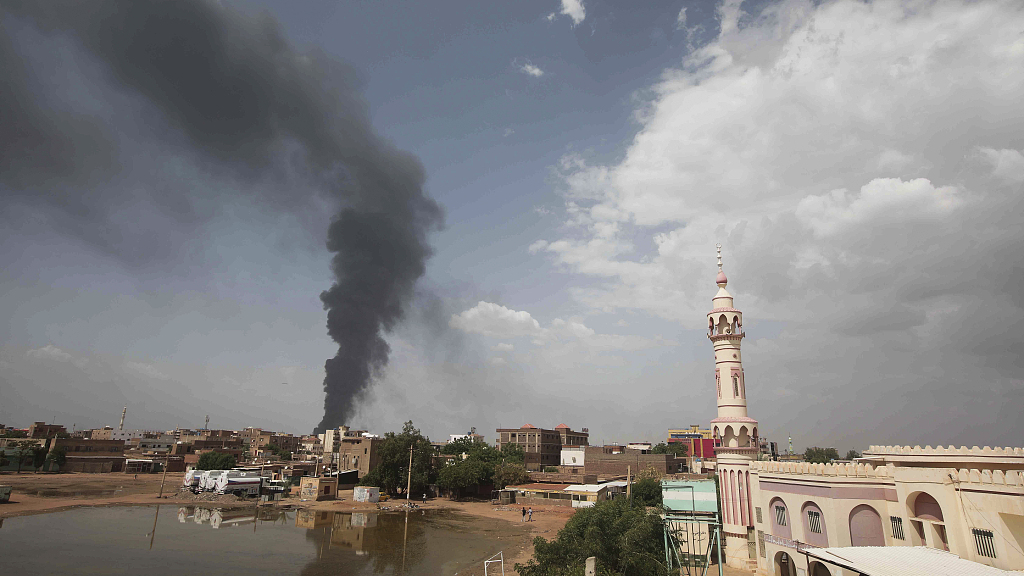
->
[806,546,1015,576]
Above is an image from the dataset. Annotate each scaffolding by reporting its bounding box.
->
[661,480,723,576]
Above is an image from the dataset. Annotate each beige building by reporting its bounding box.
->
[497,423,589,471]
[750,447,1024,574]
[702,249,1024,574]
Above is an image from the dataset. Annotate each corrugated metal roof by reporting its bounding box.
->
[805,546,1015,576]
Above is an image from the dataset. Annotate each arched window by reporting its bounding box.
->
[716,369,721,398]
[849,505,885,546]
[801,501,829,547]
[733,375,739,397]
[770,497,792,539]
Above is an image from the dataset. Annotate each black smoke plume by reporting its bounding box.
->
[0,1,442,432]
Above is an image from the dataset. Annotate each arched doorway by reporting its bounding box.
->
[909,492,948,550]
[773,551,797,576]
[809,561,832,576]
[849,504,885,546]
[770,497,792,539]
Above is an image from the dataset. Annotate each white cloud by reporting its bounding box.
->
[449,301,544,338]
[676,7,687,29]
[26,344,72,362]
[529,0,1024,447]
[491,343,515,352]
[559,0,586,26]
[489,357,508,366]
[503,128,515,137]
[125,361,171,381]
[979,147,1024,184]
[450,301,672,352]
[519,63,544,77]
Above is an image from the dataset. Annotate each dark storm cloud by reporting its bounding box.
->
[0,1,443,432]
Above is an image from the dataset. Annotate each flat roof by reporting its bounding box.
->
[564,484,607,492]
[511,483,571,491]
[805,546,1014,576]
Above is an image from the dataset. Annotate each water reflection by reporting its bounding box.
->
[3,506,518,576]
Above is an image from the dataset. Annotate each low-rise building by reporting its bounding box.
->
[28,422,67,439]
[49,438,126,472]
[497,423,590,471]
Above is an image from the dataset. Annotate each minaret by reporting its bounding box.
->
[708,244,758,568]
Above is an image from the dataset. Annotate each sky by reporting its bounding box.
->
[1,0,1022,453]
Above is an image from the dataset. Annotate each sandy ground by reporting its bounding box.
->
[0,474,755,575]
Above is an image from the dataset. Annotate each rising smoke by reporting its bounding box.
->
[0,1,443,433]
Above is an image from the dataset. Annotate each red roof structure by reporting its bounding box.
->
[554,423,570,429]
[521,423,537,429]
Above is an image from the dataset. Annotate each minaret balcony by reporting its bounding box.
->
[709,332,745,342]
[714,445,759,457]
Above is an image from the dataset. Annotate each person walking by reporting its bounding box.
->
[521,506,526,522]
[528,507,533,522]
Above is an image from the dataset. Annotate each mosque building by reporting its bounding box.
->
[707,247,1024,575]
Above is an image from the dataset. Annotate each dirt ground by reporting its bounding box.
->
[0,474,755,575]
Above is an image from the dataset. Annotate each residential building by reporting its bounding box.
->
[449,426,486,443]
[49,438,126,473]
[335,435,382,478]
[582,446,687,478]
[27,422,67,439]
[496,423,589,471]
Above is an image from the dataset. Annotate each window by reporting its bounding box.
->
[974,529,996,558]
[756,507,762,524]
[770,502,786,524]
[716,370,721,398]
[757,530,766,558]
[891,516,905,541]
[775,505,787,526]
[808,510,822,534]
[733,376,739,397]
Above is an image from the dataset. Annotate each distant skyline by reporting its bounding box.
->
[2,0,1023,452]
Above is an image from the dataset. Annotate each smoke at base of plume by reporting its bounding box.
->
[0,1,443,433]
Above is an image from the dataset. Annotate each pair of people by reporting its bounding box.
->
[520,506,533,522]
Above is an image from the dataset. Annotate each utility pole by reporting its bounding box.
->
[406,443,414,500]
[157,455,170,498]
[626,465,632,501]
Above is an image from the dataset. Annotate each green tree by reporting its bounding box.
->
[500,441,525,464]
[441,437,478,456]
[493,462,530,489]
[196,451,237,470]
[437,458,491,500]
[1,429,28,438]
[651,442,688,457]
[45,446,67,471]
[543,466,559,473]
[803,446,840,464]
[0,448,9,468]
[515,498,668,576]
[12,441,37,474]
[31,445,49,471]
[845,449,861,460]
[358,421,435,496]
[632,477,663,507]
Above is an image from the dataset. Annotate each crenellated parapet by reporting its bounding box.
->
[751,460,1024,490]
[950,467,1024,488]
[752,460,894,478]
[865,445,1024,456]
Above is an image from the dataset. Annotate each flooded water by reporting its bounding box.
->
[0,506,526,575]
